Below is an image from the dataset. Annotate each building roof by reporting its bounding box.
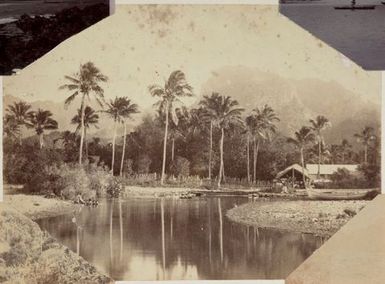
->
[306,164,359,175]
[276,164,309,179]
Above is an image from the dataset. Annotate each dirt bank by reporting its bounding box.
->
[2,194,76,220]
[0,204,112,283]
[227,200,368,237]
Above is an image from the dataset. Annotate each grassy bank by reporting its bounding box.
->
[227,200,368,237]
[0,195,111,283]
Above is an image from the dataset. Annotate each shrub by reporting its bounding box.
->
[106,177,123,198]
[47,164,92,201]
[136,154,151,174]
[86,164,112,198]
[172,156,190,177]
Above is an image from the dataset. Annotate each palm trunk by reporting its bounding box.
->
[39,133,44,149]
[78,95,86,165]
[171,138,175,161]
[247,134,250,183]
[364,144,368,163]
[209,121,213,180]
[218,127,224,188]
[111,121,117,174]
[317,141,321,178]
[253,137,259,184]
[84,128,88,161]
[120,122,127,177]
[161,101,169,185]
[300,147,306,185]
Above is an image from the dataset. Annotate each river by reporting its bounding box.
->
[37,196,324,280]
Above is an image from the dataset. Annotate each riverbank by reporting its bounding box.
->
[2,194,76,220]
[227,200,368,237]
[0,195,112,283]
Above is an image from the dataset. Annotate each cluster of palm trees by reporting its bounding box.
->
[59,62,139,175]
[5,101,58,149]
[149,71,281,187]
[4,62,378,187]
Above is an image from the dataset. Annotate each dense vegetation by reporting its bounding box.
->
[3,62,380,197]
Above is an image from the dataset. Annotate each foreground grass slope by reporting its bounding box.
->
[0,204,112,283]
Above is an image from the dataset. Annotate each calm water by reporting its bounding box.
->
[37,197,323,280]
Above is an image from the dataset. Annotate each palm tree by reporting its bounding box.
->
[6,101,33,145]
[118,98,139,177]
[340,139,352,163]
[148,70,193,185]
[199,93,224,180]
[3,114,20,141]
[59,62,108,165]
[310,115,331,178]
[103,97,139,174]
[248,105,279,184]
[354,126,376,163]
[287,126,315,184]
[202,93,244,188]
[244,116,254,183]
[71,106,99,159]
[29,109,58,148]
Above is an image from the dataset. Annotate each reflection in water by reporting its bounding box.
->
[37,197,322,280]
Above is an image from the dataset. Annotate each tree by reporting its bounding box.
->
[6,101,33,145]
[199,93,225,180]
[103,97,139,175]
[71,106,99,159]
[310,115,331,178]
[247,105,280,184]
[59,62,108,165]
[354,126,376,163]
[148,70,193,185]
[202,93,244,187]
[287,126,315,184]
[3,114,20,141]
[29,109,58,148]
[340,139,352,163]
[118,98,139,177]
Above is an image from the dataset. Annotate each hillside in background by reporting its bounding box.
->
[4,66,380,147]
[201,66,380,145]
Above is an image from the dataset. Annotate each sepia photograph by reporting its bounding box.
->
[1,4,382,283]
[279,0,385,70]
[0,0,110,75]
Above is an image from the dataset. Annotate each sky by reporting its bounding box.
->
[3,4,381,114]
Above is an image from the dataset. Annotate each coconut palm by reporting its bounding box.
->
[148,70,193,185]
[104,97,139,174]
[340,139,352,163]
[59,62,108,164]
[287,126,315,184]
[29,109,58,148]
[202,93,244,187]
[6,101,33,145]
[199,93,224,180]
[310,115,331,178]
[248,105,280,183]
[118,98,139,177]
[71,106,99,159]
[354,126,376,163]
[3,114,20,141]
[244,116,254,183]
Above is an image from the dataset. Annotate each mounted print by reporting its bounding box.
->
[1,4,382,283]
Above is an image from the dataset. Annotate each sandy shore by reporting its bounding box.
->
[2,194,76,220]
[227,200,368,237]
